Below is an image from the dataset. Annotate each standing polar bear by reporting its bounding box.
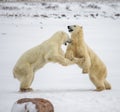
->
[65,25,111,91]
[13,31,77,92]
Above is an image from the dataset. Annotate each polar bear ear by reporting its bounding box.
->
[80,26,83,29]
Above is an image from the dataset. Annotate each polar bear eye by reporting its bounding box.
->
[74,25,76,27]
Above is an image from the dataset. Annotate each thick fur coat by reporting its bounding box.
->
[13,31,75,92]
[65,25,111,91]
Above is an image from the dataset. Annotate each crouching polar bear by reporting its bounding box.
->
[13,31,78,92]
[65,25,111,91]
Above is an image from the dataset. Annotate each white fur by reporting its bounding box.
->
[13,31,75,91]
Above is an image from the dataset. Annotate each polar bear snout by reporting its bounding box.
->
[67,25,77,32]
[66,38,72,43]
[67,25,71,29]
[67,25,73,32]
[67,25,83,33]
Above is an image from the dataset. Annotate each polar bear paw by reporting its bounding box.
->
[20,88,33,92]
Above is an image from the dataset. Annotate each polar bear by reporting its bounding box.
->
[13,31,77,92]
[65,25,111,91]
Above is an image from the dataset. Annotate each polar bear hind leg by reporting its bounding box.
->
[14,63,35,92]
[104,79,111,90]
[20,69,34,92]
[89,75,105,91]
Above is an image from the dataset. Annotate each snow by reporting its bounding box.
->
[0,1,120,112]
[11,102,37,112]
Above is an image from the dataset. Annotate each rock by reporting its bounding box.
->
[11,98,54,112]
[115,13,120,17]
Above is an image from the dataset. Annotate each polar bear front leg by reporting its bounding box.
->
[44,51,75,66]
[82,57,91,74]
[54,55,75,66]
[65,51,74,61]
[78,56,91,74]
[72,57,89,74]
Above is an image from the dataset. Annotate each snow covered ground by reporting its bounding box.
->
[0,1,120,112]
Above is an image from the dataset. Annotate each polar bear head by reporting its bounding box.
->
[51,31,72,46]
[61,31,72,45]
[67,25,84,44]
[67,25,83,40]
[67,25,83,33]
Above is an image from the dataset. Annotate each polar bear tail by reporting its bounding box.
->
[104,80,111,90]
